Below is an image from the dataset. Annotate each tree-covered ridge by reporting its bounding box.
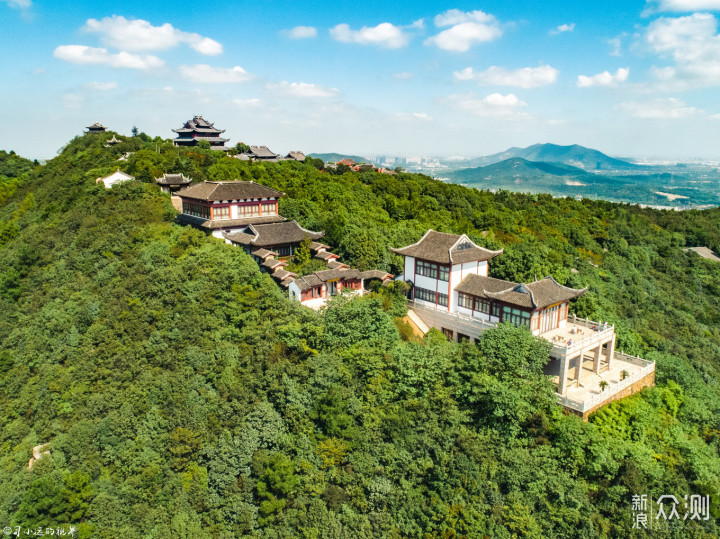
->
[0,150,36,180]
[0,132,718,537]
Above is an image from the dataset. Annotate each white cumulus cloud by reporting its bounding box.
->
[285,26,317,39]
[577,67,629,87]
[179,64,251,83]
[83,16,222,55]
[393,112,433,121]
[550,23,575,35]
[445,92,529,118]
[2,0,32,8]
[433,9,496,27]
[267,81,339,98]
[330,22,409,48]
[454,65,559,88]
[425,10,502,52]
[648,0,720,11]
[645,13,720,88]
[618,97,701,118]
[233,98,261,108]
[53,45,164,70]
[86,81,117,91]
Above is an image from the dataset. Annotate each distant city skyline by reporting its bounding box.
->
[3,0,720,160]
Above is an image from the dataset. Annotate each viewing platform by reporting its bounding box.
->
[550,352,655,420]
[543,315,616,362]
[408,301,655,420]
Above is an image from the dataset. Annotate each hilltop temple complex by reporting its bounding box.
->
[392,230,656,419]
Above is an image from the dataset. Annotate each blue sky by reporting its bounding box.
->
[3,0,720,159]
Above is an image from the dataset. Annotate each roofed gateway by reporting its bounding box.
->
[172,115,229,149]
[392,229,655,420]
[155,173,192,193]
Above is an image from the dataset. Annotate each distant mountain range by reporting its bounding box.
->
[447,147,716,207]
[456,158,593,182]
[476,143,640,171]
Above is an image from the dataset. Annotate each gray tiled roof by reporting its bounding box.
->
[178,181,284,201]
[274,269,296,282]
[224,220,324,248]
[314,268,361,282]
[314,251,338,261]
[173,115,225,134]
[250,247,278,259]
[310,242,329,252]
[262,258,284,270]
[293,274,324,290]
[455,274,587,310]
[278,278,295,288]
[391,230,502,265]
[155,173,193,186]
[326,260,347,270]
[359,270,393,280]
[176,214,286,229]
[291,267,392,291]
[286,151,306,161]
[249,145,278,158]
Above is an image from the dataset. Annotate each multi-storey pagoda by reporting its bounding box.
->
[172,115,229,149]
[85,122,107,134]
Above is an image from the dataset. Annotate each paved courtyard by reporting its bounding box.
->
[544,353,647,403]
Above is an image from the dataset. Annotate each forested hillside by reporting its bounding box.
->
[0,132,718,537]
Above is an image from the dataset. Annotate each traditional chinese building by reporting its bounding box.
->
[392,229,656,420]
[235,145,281,162]
[175,180,393,307]
[86,122,107,134]
[286,151,306,161]
[155,173,192,193]
[289,268,393,308]
[176,180,285,238]
[105,135,121,147]
[172,115,229,149]
[224,220,324,257]
[96,169,135,188]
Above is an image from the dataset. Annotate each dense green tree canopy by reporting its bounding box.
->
[0,132,718,536]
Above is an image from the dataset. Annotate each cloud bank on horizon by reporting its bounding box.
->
[4,0,720,159]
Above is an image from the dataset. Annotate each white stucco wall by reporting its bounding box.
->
[288,281,301,301]
[404,256,415,283]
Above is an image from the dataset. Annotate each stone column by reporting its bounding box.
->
[606,336,616,371]
[559,354,569,395]
[574,354,583,387]
[593,346,602,374]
